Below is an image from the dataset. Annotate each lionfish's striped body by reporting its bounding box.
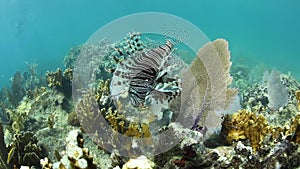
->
[110,40,181,107]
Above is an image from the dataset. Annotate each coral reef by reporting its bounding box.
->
[286,113,300,144]
[24,62,43,91]
[241,71,300,126]
[223,109,300,151]
[188,140,300,169]
[1,30,300,169]
[4,63,44,108]
[7,87,71,134]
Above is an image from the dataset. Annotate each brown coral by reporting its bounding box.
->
[296,90,300,111]
[223,110,272,152]
[223,108,300,152]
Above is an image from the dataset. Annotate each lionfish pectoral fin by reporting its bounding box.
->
[150,81,181,105]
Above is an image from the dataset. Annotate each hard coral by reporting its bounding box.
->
[223,110,272,152]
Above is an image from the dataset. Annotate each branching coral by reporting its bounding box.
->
[223,109,300,152]
[222,110,272,152]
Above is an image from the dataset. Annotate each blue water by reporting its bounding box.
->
[1,0,300,88]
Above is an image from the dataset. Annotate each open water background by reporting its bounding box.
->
[0,0,299,88]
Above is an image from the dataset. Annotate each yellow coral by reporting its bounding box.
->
[224,110,272,152]
[296,90,300,111]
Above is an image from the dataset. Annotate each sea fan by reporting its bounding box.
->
[179,39,238,138]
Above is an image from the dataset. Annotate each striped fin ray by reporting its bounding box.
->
[147,79,181,105]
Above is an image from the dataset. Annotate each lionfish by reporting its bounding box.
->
[110,38,181,107]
